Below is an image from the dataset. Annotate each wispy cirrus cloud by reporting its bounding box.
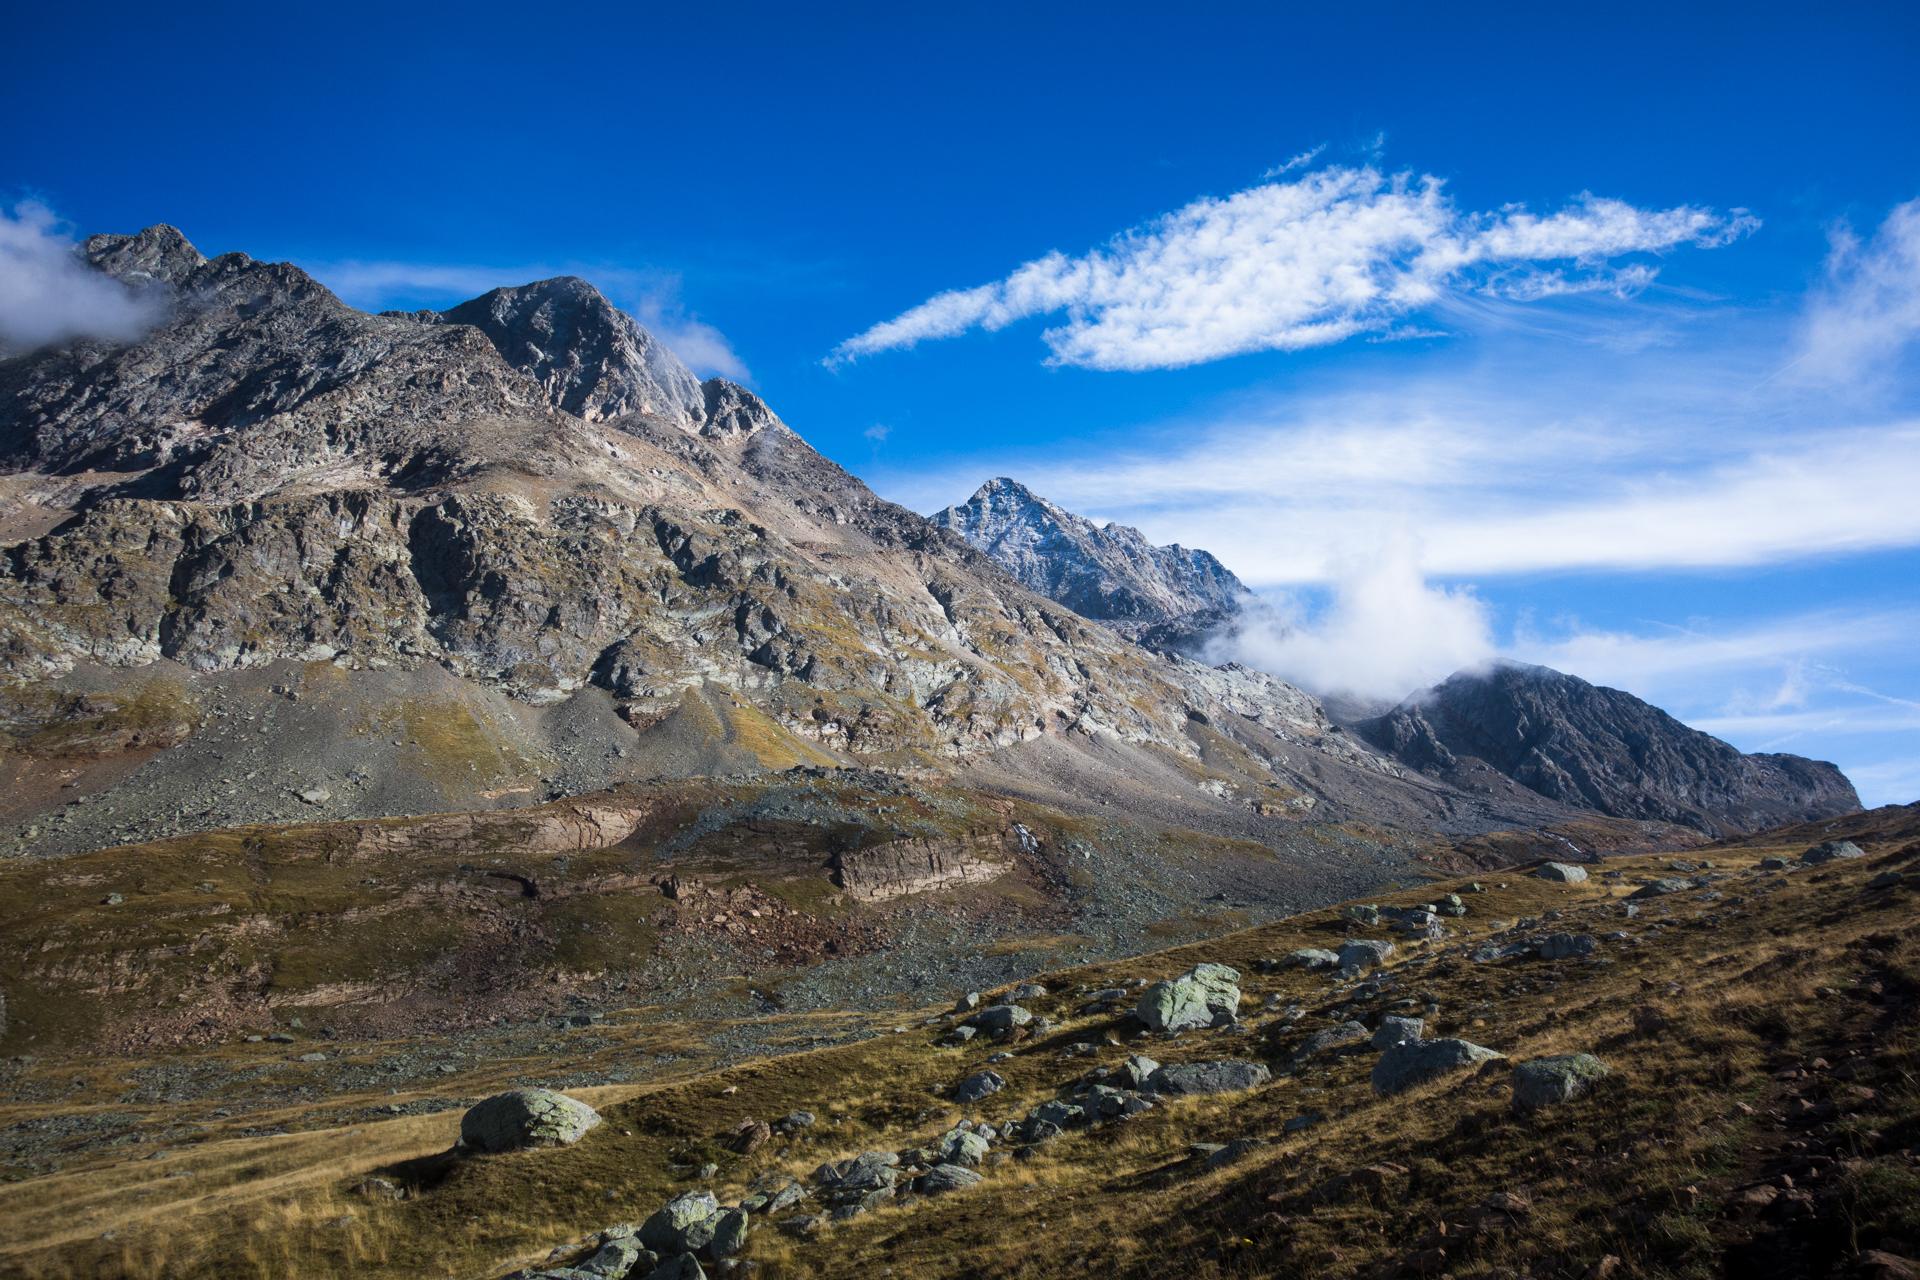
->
[1793,196,1920,390]
[831,161,1756,370]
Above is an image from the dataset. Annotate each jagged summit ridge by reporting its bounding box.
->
[1359,660,1859,836]
[932,477,1246,644]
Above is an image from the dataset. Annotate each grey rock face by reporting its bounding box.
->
[932,477,1246,646]
[1359,662,1859,836]
[1535,862,1589,884]
[433,276,706,424]
[1371,1038,1505,1097]
[459,1088,601,1153]
[1511,1053,1611,1111]
[916,1163,984,1194]
[1145,1059,1271,1095]
[1135,962,1242,1032]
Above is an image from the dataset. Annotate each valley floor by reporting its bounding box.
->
[1,808,1914,1279]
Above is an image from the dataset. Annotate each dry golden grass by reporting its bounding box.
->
[3,816,1915,1279]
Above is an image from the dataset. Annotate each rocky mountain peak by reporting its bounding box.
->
[82,223,207,287]
[433,276,706,425]
[1359,660,1860,836]
[933,477,1246,646]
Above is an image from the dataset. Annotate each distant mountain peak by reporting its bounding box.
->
[932,478,1246,646]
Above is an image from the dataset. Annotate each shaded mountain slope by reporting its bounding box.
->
[1359,662,1859,836]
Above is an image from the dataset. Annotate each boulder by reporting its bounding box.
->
[1337,939,1395,972]
[1146,1059,1272,1095]
[916,1163,984,1194]
[1372,1038,1505,1096]
[1537,933,1596,960]
[460,1088,602,1154]
[813,1150,900,1197]
[1437,893,1468,917]
[968,1004,1031,1033]
[999,982,1047,1003]
[642,1257,704,1280]
[1344,904,1383,926]
[935,1127,990,1166]
[577,1237,653,1278]
[1288,948,1342,971]
[953,1069,1006,1103]
[1511,1053,1611,1111]
[639,1191,721,1254]
[1629,878,1693,899]
[1801,840,1866,865]
[1135,962,1242,1033]
[709,1209,750,1258]
[1117,1053,1160,1089]
[1290,1021,1370,1062]
[1758,856,1790,871]
[1372,1015,1424,1049]
[1535,862,1588,883]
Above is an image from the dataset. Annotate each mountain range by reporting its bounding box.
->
[0,225,1857,863]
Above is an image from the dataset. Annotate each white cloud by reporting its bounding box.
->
[832,164,1755,370]
[308,257,749,380]
[0,202,163,353]
[863,423,892,443]
[1793,197,1920,387]
[1206,540,1494,702]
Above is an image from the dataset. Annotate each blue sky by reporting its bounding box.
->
[5,2,1919,803]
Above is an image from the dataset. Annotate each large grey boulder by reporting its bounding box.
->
[639,1190,721,1254]
[935,1127,990,1166]
[1145,1059,1271,1095]
[1118,1053,1160,1089]
[459,1088,602,1153]
[1337,939,1395,973]
[1511,1053,1611,1111]
[642,1256,705,1280]
[709,1209,750,1258]
[1136,962,1242,1032]
[1536,862,1588,883]
[916,1163,984,1194]
[813,1150,900,1197]
[1372,1015,1424,1049]
[953,1069,1006,1103]
[1801,840,1865,865]
[1629,877,1693,899]
[576,1236,653,1278]
[1538,933,1596,960]
[968,1004,1031,1033]
[1372,1038,1505,1096]
[1288,948,1342,971]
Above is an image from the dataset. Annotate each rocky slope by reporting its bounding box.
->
[931,477,1245,650]
[1358,662,1860,836]
[0,224,1630,862]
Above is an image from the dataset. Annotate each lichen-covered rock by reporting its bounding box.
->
[1537,933,1597,960]
[1511,1053,1611,1111]
[1288,948,1341,970]
[1136,962,1242,1032]
[1535,862,1588,883]
[639,1191,721,1254]
[1372,1038,1506,1096]
[935,1127,990,1166]
[459,1088,601,1153]
[915,1163,984,1195]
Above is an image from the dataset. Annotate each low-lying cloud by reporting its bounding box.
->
[0,202,162,353]
[833,160,1756,370]
[1204,541,1495,704]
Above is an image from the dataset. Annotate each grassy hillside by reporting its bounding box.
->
[1,806,1913,1278]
